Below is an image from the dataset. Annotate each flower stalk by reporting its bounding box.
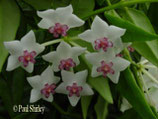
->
[82,0,158,19]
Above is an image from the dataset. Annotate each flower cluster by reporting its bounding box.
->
[4,5,130,106]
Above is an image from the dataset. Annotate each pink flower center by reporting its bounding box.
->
[116,53,123,57]
[58,58,76,71]
[66,83,83,97]
[49,23,69,38]
[127,46,135,52]
[97,61,115,78]
[94,37,113,51]
[41,83,56,98]
[18,50,36,67]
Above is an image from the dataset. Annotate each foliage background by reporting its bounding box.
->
[0,0,158,119]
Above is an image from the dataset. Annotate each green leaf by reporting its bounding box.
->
[12,68,26,105]
[71,0,95,18]
[119,109,141,119]
[88,77,113,104]
[0,0,20,72]
[51,0,71,9]
[23,0,52,10]
[104,11,158,42]
[81,96,93,119]
[119,8,158,67]
[0,79,15,118]
[94,96,108,119]
[117,68,157,119]
[148,3,158,32]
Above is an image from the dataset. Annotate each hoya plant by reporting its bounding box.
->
[0,0,158,119]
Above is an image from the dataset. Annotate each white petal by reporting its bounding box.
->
[43,51,65,72]
[71,47,86,65]
[27,76,43,89]
[42,52,56,63]
[91,66,101,77]
[56,5,73,14]
[61,70,75,83]
[112,57,130,72]
[37,9,55,18]
[42,95,54,102]
[91,16,109,38]
[112,38,124,54]
[30,89,42,103]
[148,87,158,111]
[108,72,120,84]
[22,63,34,73]
[41,66,60,84]
[55,83,68,95]
[65,14,84,28]
[81,84,94,96]
[85,52,102,66]
[108,25,126,39]
[55,5,74,24]
[6,55,20,71]
[86,50,115,66]
[68,96,81,107]
[75,70,88,85]
[4,41,22,55]
[78,30,96,43]
[21,30,45,54]
[56,41,71,58]
[120,98,132,112]
[38,19,54,29]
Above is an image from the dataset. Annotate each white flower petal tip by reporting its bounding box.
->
[120,98,132,112]
[79,16,125,52]
[27,66,60,103]
[42,41,85,72]
[4,31,45,73]
[37,5,84,37]
[56,70,93,106]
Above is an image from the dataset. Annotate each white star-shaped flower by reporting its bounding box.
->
[37,5,84,38]
[43,41,86,72]
[79,16,126,54]
[4,30,45,73]
[85,49,130,84]
[55,70,94,106]
[27,66,60,103]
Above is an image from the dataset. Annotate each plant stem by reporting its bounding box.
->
[142,69,158,85]
[82,0,158,19]
[41,39,62,47]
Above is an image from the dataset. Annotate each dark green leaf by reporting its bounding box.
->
[119,109,141,119]
[105,8,158,67]
[104,11,158,42]
[71,0,95,18]
[23,0,52,10]
[52,0,71,9]
[117,68,157,119]
[0,0,20,72]
[88,77,113,104]
[94,96,108,119]
[0,78,15,117]
[81,96,92,119]
[12,68,26,105]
